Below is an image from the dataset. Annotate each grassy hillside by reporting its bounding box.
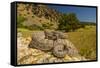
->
[67,25,96,60]
[17,3,61,30]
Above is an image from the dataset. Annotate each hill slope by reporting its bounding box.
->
[17,3,62,29]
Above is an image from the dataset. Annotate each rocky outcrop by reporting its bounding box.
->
[17,32,86,65]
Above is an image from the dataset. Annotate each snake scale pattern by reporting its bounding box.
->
[28,30,79,58]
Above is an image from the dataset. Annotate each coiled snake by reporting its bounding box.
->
[28,30,79,58]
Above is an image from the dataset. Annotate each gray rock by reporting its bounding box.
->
[17,32,22,38]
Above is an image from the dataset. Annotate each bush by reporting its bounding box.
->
[58,14,68,31]
[58,13,81,32]
[27,24,44,30]
[42,22,53,29]
[17,15,26,28]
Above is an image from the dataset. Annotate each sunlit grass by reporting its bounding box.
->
[17,28,33,37]
[67,25,96,60]
[17,28,43,37]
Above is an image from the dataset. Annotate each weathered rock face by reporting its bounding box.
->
[17,32,86,65]
[28,30,79,58]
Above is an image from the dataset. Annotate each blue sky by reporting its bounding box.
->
[47,5,96,23]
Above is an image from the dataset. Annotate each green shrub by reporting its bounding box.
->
[17,15,26,28]
[27,24,44,30]
[58,13,81,32]
[42,22,53,29]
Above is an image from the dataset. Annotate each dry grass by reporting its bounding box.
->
[67,26,96,60]
[17,28,42,37]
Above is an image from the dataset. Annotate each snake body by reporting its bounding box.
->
[28,30,79,58]
[28,31,53,51]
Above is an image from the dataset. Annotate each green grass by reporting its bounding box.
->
[67,25,96,60]
[17,28,34,37]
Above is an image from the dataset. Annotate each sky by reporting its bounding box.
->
[47,5,96,23]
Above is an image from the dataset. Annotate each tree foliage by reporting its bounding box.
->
[42,22,53,29]
[58,13,81,32]
[17,15,26,27]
